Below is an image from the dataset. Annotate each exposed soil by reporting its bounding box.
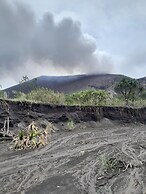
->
[1,100,146,194]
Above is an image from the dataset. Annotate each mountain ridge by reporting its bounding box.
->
[4,74,146,97]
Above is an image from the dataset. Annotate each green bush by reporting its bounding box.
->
[66,119,75,130]
[139,90,146,99]
[10,85,146,107]
[0,85,6,99]
[13,91,26,100]
[0,90,5,99]
[65,89,108,106]
[26,88,65,104]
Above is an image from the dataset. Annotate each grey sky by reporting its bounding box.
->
[0,0,146,88]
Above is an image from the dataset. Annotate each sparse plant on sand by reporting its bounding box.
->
[100,156,129,173]
[101,157,118,171]
[67,119,75,130]
[11,121,55,150]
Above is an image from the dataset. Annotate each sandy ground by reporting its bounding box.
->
[1,119,146,194]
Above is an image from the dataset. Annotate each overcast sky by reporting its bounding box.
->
[0,0,146,88]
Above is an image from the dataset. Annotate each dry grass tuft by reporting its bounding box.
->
[11,121,55,150]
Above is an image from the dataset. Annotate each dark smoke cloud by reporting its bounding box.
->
[0,1,35,70]
[0,0,113,83]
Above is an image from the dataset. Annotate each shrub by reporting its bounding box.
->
[66,119,75,130]
[65,89,108,106]
[0,85,6,99]
[100,156,129,173]
[139,90,146,99]
[13,91,26,100]
[0,90,6,99]
[26,88,65,104]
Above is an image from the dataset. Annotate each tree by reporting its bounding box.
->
[19,75,29,84]
[114,77,143,105]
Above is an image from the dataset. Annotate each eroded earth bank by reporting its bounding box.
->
[1,100,146,194]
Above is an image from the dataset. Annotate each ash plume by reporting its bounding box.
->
[0,0,113,84]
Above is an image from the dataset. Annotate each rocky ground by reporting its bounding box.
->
[1,100,146,194]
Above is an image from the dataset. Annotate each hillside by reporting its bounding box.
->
[4,74,124,97]
[4,74,146,97]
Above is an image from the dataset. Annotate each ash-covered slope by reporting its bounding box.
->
[4,74,124,97]
[1,100,146,194]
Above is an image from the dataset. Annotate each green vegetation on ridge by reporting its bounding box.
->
[115,77,143,105]
[1,77,146,107]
